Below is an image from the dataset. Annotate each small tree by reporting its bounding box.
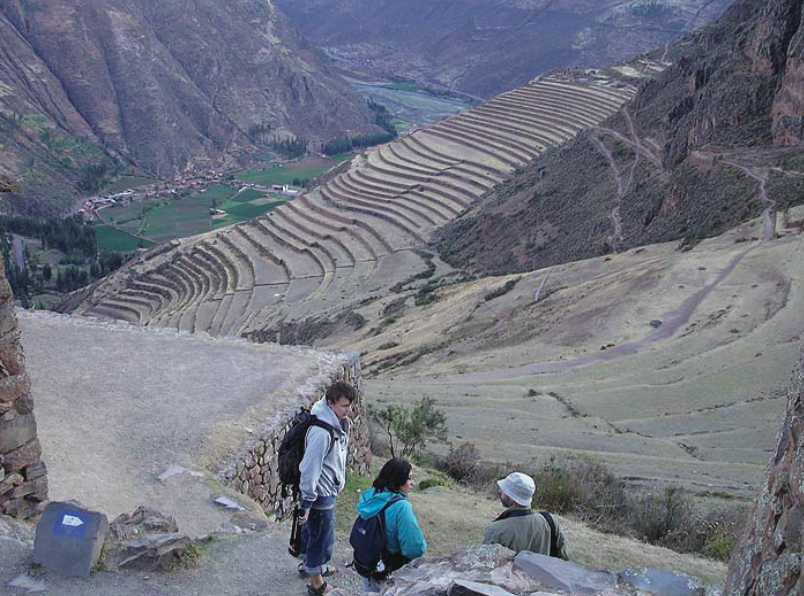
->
[369,397,448,458]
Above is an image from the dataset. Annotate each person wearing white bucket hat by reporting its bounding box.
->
[482,472,568,559]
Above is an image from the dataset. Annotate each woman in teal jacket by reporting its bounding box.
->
[355,458,427,593]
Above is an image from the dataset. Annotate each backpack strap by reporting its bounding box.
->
[495,507,535,521]
[309,415,338,455]
[539,511,559,557]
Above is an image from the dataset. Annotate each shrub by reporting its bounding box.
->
[383,297,407,317]
[433,443,481,483]
[484,277,521,302]
[418,478,449,491]
[630,486,692,543]
[368,397,448,458]
[532,455,629,527]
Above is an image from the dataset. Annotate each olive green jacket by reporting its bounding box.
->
[482,506,569,560]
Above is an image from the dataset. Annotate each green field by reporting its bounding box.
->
[234,156,350,186]
[96,184,293,246]
[103,176,156,194]
[94,225,155,252]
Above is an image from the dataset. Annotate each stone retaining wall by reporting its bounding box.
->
[220,351,371,518]
[0,261,48,519]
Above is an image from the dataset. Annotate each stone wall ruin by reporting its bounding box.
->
[220,352,371,518]
[0,260,48,519]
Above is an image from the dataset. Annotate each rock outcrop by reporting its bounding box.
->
[0,260,47,519]
[382,545,711,596]
[724,350,804,596]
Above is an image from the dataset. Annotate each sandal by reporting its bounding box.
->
[307,580,333,596]
[298,563,338,577]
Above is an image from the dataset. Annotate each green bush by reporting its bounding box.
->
[369,397,448,458]
[419,478,449,491]
[484,277,521,301]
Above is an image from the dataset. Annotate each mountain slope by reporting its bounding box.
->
[0,0,379,213]
[435,0,804,276]
[273,0,733,98]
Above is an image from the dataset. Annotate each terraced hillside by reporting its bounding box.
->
[68,73,637,336]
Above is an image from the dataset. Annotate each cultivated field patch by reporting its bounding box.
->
[234,155,348,186]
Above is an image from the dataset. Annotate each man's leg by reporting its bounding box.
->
[305,508,336,592]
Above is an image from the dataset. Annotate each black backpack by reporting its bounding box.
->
[277,407,337,498]
[349,496,404,579]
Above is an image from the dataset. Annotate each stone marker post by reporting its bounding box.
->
[34,501,109,577]
[0,259,48,519]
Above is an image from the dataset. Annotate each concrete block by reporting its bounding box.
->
[33,502,109,577]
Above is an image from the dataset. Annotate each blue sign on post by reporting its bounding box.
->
[52,511,89,540]
[34,502,108,577]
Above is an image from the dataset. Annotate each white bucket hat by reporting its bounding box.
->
[497,472,535,507]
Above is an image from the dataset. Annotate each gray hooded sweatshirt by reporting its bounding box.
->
[299,398,351,510]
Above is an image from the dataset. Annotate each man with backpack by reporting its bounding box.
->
[482,472,568,559]
[297,381,357,596]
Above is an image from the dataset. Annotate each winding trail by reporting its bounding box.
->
[590,134,625,253]
[597,108,664,171]
[720,160,776,241]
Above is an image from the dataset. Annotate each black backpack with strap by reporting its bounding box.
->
[349,496,405,579]
[277,407,337,499]
[495,508,560,557]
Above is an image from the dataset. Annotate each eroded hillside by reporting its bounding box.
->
[0,0,380,213]
[435,0,804,276]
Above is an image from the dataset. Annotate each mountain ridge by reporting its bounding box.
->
[434,0,804,277]
[0,0,380,213]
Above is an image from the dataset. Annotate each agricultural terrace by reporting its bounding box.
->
[69,72,637,337]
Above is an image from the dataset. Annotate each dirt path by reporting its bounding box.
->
[590,134,625,253]
[660,42,670,63]
[597,108,664,171]
[719,160,775,240]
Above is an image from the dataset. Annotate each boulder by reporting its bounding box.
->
[109,506,179,541]
[115,533,194,570]
[106,505,193,571]
[449,579,518,596]
[617,567,705,596]
[514,552,616,596]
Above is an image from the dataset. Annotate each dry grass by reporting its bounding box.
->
[353,208,804,500]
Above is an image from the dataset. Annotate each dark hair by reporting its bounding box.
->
[373,458,412,493]
[326,381,357,404]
